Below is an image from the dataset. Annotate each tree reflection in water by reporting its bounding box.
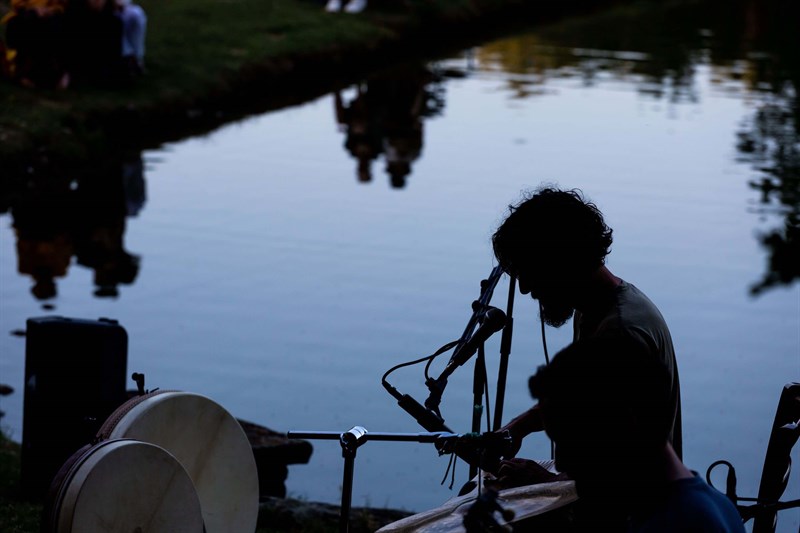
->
[471,0,799,295]
[732,1,799,295]
[740,100,799,295]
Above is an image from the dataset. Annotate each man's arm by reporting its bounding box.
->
[498,404,544,458]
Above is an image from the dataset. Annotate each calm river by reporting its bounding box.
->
[1,1,798,529]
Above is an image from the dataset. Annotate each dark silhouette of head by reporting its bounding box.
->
[492,187,613,326]
[31,273,57,300]
[529,335,672,494]
[93,252,140,298]
[387,160,411,189]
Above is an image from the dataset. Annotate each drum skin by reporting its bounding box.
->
[48,439,204,533]
[376,480,578,533]
[98,391,259,533]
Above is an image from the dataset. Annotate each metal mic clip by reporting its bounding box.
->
[424,376,446,418]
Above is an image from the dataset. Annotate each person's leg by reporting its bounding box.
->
[325,0,342,12]
[120,4,147,68]
[344,0,367,13]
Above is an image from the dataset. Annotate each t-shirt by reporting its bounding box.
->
[630,476,745,533]
[573,281,682,458]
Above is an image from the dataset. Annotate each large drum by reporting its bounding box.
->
[95,390,259,533]
[44,438,204,533]
[376,480,578,533]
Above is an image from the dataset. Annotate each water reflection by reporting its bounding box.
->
[1,0,798,301]
[334,62,445,188]
[730,1,799,296]
[471,2,707,103]
[0,2,797,523]
[1,153,145,302]
[466,0,800,295]
[741,99,800,295]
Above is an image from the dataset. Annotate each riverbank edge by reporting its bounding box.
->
[3,0,614,178]
[0,430,411,532]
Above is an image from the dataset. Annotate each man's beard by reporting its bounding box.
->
[539,299,575,328]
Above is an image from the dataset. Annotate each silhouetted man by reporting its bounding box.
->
[491,187,682,481]
[528,336,743,532]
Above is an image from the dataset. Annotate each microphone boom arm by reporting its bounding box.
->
[425,266,506,417]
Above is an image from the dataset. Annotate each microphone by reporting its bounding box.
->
[446,307,507,372]
[425,307,507,412]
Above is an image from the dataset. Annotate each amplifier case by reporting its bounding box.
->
[21,316,128,500]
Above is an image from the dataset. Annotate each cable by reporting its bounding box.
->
[539,302,550,365]
[382,339,460,386]
[705,460,744,503]
[441,452,455,486]
[450,454,458,489]
[538,302,554,460]
[705,459,800,525]
[484,373,492,432]
[423,340,462,381]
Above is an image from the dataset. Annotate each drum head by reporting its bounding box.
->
[376,480,578,533]
[51,439,203,533]
[99,391,258,533]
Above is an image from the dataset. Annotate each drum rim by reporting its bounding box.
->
[95,389,179,441]
[375,480,578,533]
[44,442,92,533]
[47,439,140,533]
[95,390,259,533]
[51,438,204,533]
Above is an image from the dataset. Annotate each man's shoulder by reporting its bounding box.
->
[668,477,745,532]
[616,281,663,316]
[586,288,646,329]
[634,477,745,533]
[598,282,669,334]
[585,280,675,365]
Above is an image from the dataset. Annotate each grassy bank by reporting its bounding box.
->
[0,430,408,533]
[0,0,611,176]
[0,0,384,172]
[0,433,40,533]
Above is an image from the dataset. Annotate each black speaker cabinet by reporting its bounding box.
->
[21,316,128,500]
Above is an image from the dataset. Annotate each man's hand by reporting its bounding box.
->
[484,458,567,491]
[496,405,545,458]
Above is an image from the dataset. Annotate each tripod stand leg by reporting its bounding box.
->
[340,449,356,533]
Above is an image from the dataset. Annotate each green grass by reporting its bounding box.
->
[0,0,392,166]
[0,432,41,533]
[0,0,534,173]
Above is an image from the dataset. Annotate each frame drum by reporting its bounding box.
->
[96,390,259,533]
[376,480,578,533]
[47,439,203,533]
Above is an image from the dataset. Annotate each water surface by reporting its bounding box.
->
[1,1,798,529]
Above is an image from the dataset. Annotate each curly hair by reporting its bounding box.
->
[492,187,613,279]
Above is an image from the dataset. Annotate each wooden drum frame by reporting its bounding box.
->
[96,390,259,533]
[44,438,204,533]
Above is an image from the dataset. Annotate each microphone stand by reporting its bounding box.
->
[452,266,504,363]
[466,275,516,478]
[424,266,504,418]
[469,342,489,480]
[287,427,457,533]
[383,266,516,477]
[493,274,516,431]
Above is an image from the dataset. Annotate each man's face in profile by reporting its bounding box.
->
[516,262,576,328]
